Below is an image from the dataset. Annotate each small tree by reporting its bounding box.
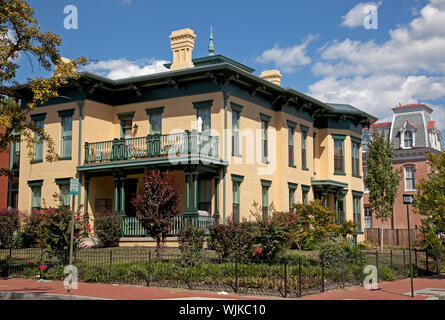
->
[365,130,401,253]
[93,210,123,248]
[131,169,182,260]
[415,152,445,239]
[0,209,20,248]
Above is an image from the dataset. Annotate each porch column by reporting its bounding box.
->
[192,170,198,214]
[214,174,220,224]
[120,175,126,216]
[184,171,191,214]
[113,173,120,213]
[83,175,90,238]
[323,191,328,208]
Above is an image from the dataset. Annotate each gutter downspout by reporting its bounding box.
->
[223,90,229,225]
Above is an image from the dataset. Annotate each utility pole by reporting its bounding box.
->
[403,194,415,298]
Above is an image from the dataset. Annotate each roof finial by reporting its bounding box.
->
[208,26,215,56]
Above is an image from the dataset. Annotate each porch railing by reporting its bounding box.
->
[84,130,220,164]
[120,215,215,237]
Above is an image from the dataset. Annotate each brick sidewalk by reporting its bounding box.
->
[0,275,444,300]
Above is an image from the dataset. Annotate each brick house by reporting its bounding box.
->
[362,104,442,236]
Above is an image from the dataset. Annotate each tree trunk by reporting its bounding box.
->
[380,216,384,253]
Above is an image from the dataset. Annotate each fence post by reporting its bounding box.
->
[426,249,429,274]
[234,256,238,294]
[298,256,302,297]
[7,247,12,278]
[342,253,345,288]
[147,251,151,287]
[321,254,325,293]
[403,249,406,277]
[109,249,113,283]
[284,261,288,298]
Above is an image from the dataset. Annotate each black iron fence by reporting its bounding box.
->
[0,247,444,298]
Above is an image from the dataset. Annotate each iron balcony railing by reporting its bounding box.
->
[84,130,220,164]
[120,215,215,237]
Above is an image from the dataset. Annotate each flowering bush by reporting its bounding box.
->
[0,209,21,248]
[35,203,89,262]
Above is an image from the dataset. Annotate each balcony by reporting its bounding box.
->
[84,130,220,165]
[121,215,215,237]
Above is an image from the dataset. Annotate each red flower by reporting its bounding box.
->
[39,265,47,272]
[254,246,262,254]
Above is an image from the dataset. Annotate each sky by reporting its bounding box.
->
[13,0,445,137]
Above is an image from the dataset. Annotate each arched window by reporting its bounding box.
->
[404,130,413,148]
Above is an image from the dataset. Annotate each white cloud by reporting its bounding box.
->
[308,0,445,130]
[255,35,315,73]
[341,1,383,28]
[83,58,169,80]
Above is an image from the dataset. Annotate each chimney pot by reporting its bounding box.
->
[260,70,282,86]
[169,28,196,71]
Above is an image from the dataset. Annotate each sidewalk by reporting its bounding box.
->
[0,275,444,300]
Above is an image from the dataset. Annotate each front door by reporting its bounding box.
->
[125,179,138,217]
[198,179,212,214]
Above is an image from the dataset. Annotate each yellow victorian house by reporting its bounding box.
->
[14,28,377,246]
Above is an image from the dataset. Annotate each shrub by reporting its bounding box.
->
[93,211,123,247]
[318,238,347,269]
[178,224,206,263]
[424,231,444,261]
[252,215,289,261]
[21,213,41,248]
[0,209,20,248]
[379,266,395,282]
[208,218,254,262]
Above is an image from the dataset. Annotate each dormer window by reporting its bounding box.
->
[404,130,413,148]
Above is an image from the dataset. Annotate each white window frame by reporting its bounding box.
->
[404,166,415,192]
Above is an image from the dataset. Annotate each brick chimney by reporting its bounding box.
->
[259,70,282,86]
[169,28,196,71]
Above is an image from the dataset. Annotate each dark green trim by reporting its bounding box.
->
[302,168,309,171]
[117,112,135,120]
[334,172,346,176]
[193,100,213,109]
[301,185,311,192]
[30,160,43,164]
[287,120,297,128]
[59,157,72,161]
[145,107,164,115]
[261,179,272,187]
[289,164,297,168]
[260,113,271,122]
[27,180,43,187]
[55,178,71,185]
[230,102,243,113]
[288,182,298,190]
[311,179,348,189]
[57,109,75,118]
[352,191,364,197]
[30,113,46,121]
[332,134,347,140]
[231,174,244,183]
[352,174,362,178]
[340,190,349,196]
[300,125,309,132]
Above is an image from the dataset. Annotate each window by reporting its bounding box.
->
[31,186,42,212]
[352,140,361,177]
[288,127,294,166]
[95,199,112,213]
[404,130,413,148]
[59,184,70,207]
[333,136,345,174]
[33,119,44,162]
[301,129,308,170]
[60,116,73,159]
[405,166,415,191]
[232,181,240,223]
[302,186,310,205]
[121,119,133,139]
[232,111,240,156]
[353,193,363,232]
[149,113,162,135]
[261,120,269,163]
[362,132,370,152]
[288,183,297,213]
[363,168,369,193]
[364,206,373,229]
[335,192,346,224]
[11,136,20,170]
[261,180,271,218]
[197,108,211,132]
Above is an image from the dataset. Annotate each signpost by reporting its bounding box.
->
[403,194,415,298]
[67,178,79,293]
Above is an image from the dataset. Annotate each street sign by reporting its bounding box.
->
[403,194,414,205]
[69,178,80,196]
